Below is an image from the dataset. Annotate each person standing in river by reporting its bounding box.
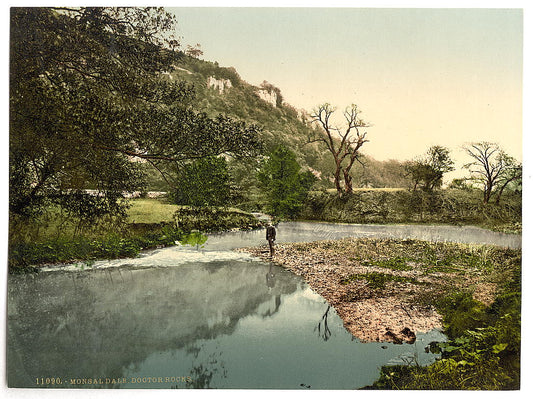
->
[266,224,276,257]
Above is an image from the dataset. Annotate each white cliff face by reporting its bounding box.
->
[297,108,311,122]
[256,89,278,107]
[207,76,232,94]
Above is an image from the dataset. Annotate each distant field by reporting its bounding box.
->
[126,198,179,224]
[126,198,250,224]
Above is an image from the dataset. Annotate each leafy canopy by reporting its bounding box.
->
[172,156,231,207]
[257,146,316,219]
[10,7,263,221]
[405,145,454,192]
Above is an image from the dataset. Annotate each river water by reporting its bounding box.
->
[7,222,520,389]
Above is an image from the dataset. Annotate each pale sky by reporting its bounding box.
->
[169,6,523,176]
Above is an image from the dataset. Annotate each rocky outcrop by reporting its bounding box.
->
[207,76,232,94]
[256,89,278,107]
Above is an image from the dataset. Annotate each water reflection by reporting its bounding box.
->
[7,261,299,388]
[8,256,446,389]
[315,306,332,342]
[184,343,227,389]
[10,220,492,389]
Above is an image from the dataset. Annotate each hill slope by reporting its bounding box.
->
[144,53,410,193]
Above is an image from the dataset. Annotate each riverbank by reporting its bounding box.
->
[8,203,265,273]
[300,190,522,234]
[238,237,520,344]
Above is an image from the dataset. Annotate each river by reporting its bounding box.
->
[7,222,520,389]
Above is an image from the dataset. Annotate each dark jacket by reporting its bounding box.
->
[266,226,276,240]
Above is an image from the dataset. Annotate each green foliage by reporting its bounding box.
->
[8,198,263,272]
[172,156,231,207]
[173,207,264,232]
[10,7,263,221]
[373,257,413,271]
[300,188,521,230]
[257,146,316,218]
[371,356,514,390]
[8,224,182,273]
[177,231,208,248]
[341,272,421,289]
[369,255,521,390]
[226,158,264,211]
[436,292,489,339]
[405,146,454,192]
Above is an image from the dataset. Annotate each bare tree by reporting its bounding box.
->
[309,103,369,196]
[494,158,522,205]
[463,142,520,204]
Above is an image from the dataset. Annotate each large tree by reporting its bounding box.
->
[10,7,262,220]
[257,146,316,219]
[405,145,454,192]
[463,142,520,204]
[309,103,369,196]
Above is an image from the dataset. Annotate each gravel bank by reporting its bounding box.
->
[238,238,472,344]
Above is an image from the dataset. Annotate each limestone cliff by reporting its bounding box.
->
[207,76,232,94]
[256,88,278,107]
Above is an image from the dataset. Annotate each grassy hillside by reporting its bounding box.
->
[142,55,342,191]
[140,53,417,199]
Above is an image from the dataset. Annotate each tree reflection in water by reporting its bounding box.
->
[315,305,332,341]
[176,343,227,389]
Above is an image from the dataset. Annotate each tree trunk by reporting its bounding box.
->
[334,162,343,197]
[494,179,514,205]
[343,169,353,194]
[483,183,493,204]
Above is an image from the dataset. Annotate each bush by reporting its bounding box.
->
[368,257,521,390]
[299,189,521,230]
[172,156,231,207]
[436,292,488,339]
[257,146,316,219]
[173,207,264,232]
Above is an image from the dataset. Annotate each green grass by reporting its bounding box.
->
[8,198,264,272]
[10,198,179,243]
[366,253,522,390]
[370,257,414,271]
[126,198,249,225]
[340,272,422,289]
[126,198,180,224]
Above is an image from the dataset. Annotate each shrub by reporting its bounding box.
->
[173,207,263,232]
